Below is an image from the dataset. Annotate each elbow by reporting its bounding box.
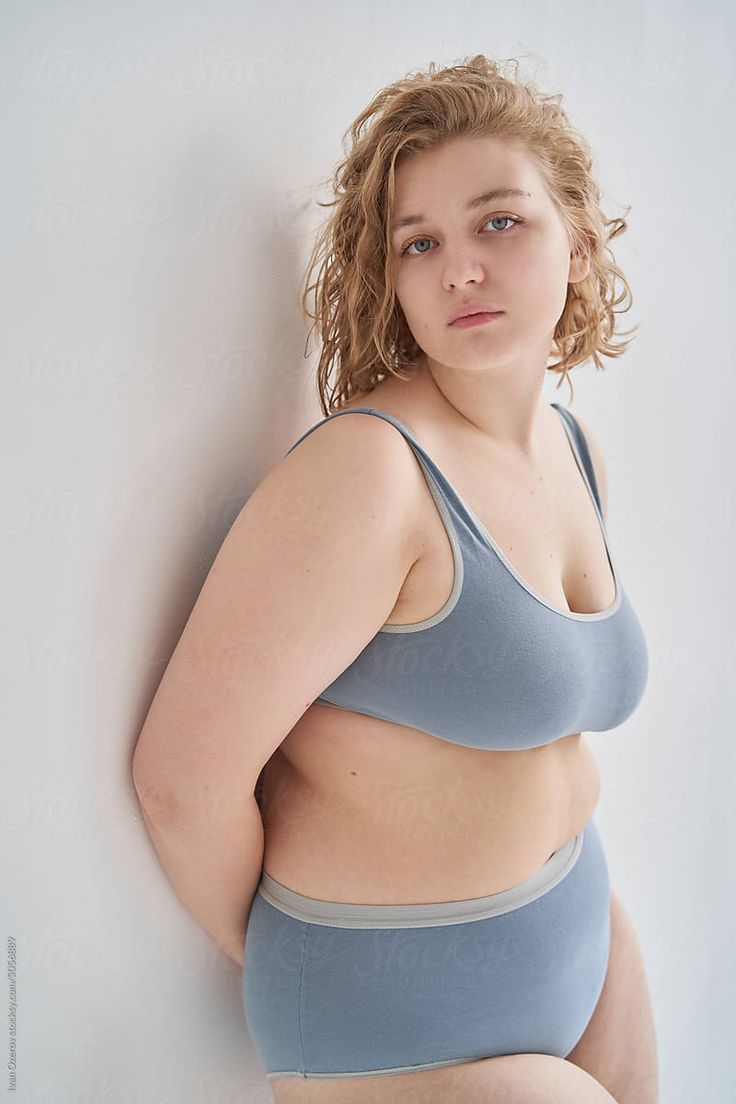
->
[131,753,183,823]
[133,774,174,823]
[131,727,184,820]
[132,757,233,827]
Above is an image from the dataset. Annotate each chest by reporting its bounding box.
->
[390,439,616,627]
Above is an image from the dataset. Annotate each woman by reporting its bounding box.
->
[132,55,659,1102]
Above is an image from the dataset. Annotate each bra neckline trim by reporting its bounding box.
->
[332,404,622,624]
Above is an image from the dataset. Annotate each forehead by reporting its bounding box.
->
[390,135,548,226]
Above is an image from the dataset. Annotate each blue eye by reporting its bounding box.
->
[399,214,522,257]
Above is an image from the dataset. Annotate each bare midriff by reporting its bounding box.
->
[257,704,601,904]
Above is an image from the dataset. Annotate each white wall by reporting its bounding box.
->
[3,2,734,1101]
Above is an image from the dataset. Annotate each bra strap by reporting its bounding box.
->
[551,404,603,517]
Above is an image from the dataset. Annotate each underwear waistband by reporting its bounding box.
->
[256,825,586,929]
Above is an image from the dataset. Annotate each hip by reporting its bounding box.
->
[242,814,612,1081]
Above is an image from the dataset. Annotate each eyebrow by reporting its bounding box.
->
[390,187,533,234]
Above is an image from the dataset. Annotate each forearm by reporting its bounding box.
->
[135,787,264,967]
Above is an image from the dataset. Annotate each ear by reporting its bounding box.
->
[568,246,590,284]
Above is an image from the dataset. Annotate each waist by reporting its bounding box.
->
[259,750,600,904]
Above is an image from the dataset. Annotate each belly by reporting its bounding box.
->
[256,703,601,904]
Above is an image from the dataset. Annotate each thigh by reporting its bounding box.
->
[270,1054,619,1103]
[243,819,611,1082]
[565,889,659,1103]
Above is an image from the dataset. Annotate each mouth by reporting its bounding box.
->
[450,311,504,328]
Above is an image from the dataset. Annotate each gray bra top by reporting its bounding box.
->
[284,404,649,751]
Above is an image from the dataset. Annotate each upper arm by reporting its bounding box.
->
[571,412,608,522]
[131,413,424,812]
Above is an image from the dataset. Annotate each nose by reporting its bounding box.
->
[441,248,486,290]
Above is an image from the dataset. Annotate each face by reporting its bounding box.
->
[388,134,589,380]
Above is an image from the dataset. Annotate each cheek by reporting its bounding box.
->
[393,270,423,318]
[516,247,569,302]
[396,261,444,305]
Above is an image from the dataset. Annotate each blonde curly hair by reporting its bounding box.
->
[299,53,637,414]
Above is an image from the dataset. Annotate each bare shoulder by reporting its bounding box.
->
[565,409,609,522]
[131,405,430,807]
[275,406,429,560]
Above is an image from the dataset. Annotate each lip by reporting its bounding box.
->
[451,311,503,330]
[449,300,504,325]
